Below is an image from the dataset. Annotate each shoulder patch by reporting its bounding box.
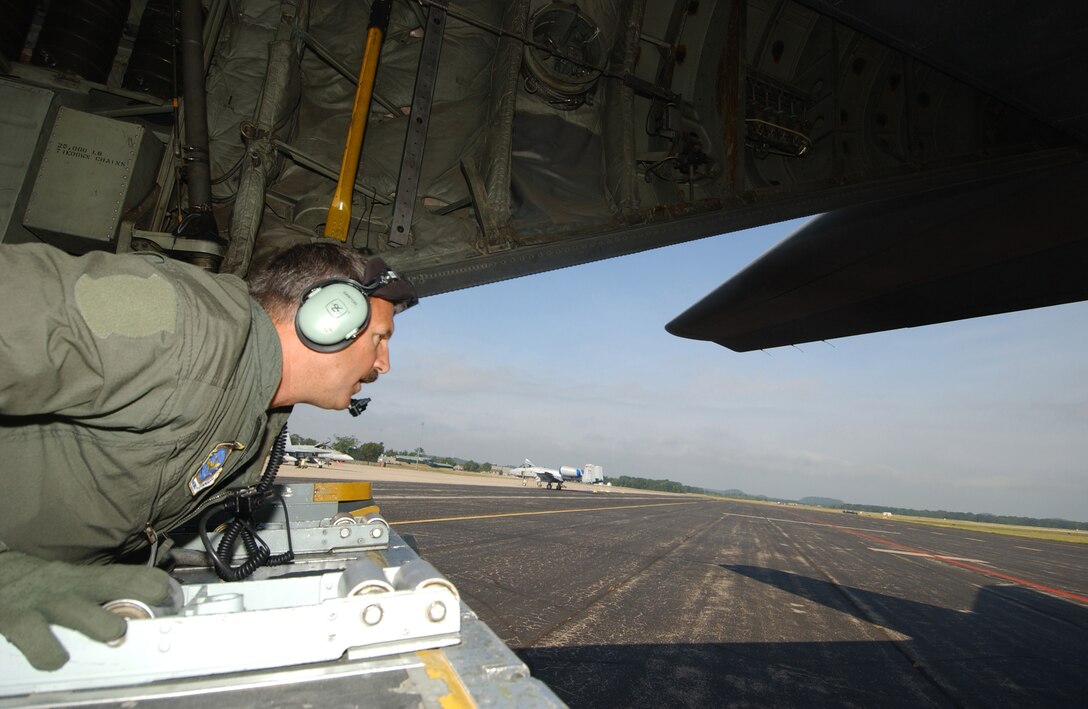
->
[189,441,246,496]
[75,272,177,338]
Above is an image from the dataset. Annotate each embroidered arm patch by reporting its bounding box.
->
[189,441,246,495]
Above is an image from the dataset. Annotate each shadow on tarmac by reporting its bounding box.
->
[517,565,1088,708]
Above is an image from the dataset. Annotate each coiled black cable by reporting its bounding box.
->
[199,425,295,581]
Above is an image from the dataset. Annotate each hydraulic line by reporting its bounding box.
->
[175,0,221,251]
[179,0,212,211]
[324,0,392,241]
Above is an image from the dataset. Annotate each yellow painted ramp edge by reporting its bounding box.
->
[417,649,476,709]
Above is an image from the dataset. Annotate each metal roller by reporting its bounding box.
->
[338,559,395,596]
[358,512,389,529]
[391,559,458,597]
[102,577,184,619]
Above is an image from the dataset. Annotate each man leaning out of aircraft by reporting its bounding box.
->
[0,240,417,671]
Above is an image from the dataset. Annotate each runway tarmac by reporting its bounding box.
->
[325,466,1088,708]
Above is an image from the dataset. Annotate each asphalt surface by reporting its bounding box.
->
[371,480,1088,709]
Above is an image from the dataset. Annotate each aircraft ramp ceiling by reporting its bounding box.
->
[2,0,1086,347]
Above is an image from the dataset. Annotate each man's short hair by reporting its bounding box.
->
[248,242,414,322]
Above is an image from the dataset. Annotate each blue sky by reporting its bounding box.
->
[292,219,1088,522]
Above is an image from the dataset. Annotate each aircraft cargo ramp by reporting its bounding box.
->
[0,481,565,708]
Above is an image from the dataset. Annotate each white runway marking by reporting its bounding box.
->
[868,547,990,565]
[719,512,902,534]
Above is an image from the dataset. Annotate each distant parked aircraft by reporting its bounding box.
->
[285,434,353,466]
[510,460,582,490]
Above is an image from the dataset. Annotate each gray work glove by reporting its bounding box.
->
[0,546,172,671]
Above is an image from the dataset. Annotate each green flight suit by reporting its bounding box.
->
[0,244,285,564]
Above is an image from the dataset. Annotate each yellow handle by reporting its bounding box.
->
[325,26,385,241]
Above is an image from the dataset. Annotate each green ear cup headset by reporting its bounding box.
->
[294,278,371,353]
[294,268,413,353]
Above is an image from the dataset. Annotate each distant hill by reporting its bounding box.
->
[842,503,1086,530]
[712,489,1084,529]
[703,487,795,504]
[701,488,749,497]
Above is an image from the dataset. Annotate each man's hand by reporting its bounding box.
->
[0,547,172,671]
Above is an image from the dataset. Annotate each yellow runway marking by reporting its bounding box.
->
[390,501,699,525]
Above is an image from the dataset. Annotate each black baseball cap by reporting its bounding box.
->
[360,256,419,314]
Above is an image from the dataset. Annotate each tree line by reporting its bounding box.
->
[296,435,494,471]
[610,475,704,494]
